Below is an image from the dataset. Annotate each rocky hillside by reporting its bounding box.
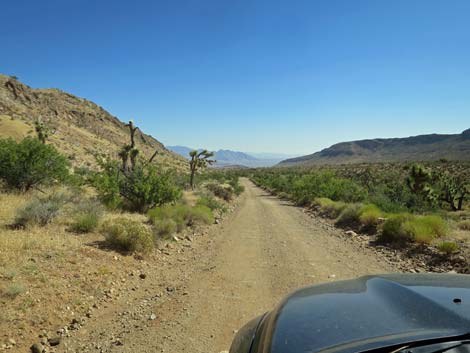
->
[280,129,470,166]
[0,74,185,169]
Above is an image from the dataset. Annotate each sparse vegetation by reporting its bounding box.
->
[15,192,69,227]
[70,200,104,233]
[102,218,154,253]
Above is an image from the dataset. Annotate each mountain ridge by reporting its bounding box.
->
[279,129,470,166]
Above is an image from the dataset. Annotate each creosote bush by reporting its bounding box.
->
[102,219,154,253]
[70,200,104,233]
[15,192,69,227]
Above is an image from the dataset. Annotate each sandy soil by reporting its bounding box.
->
[55,179,396,353]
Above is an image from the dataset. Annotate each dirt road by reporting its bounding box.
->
[58,179,395,353]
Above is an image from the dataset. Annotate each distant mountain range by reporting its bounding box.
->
[167,146,297,168]
[279,129,470,166]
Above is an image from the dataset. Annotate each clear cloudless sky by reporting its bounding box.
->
[1,0,469,154]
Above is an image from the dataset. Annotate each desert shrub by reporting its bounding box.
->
[314,198,347,219]
[0,137,69,192]
[458,220,470,231]
[90,158,181,212]
[148,204,214,233]
[102,219,153,253]
[437,241,458,255]
[379,213,414,244]
[404,215,447,243]
[379,213,447,244]
[197,194,226,212]
[206,182,233,201]
[359,204,382,229]
[15,192,69,227]
[335,203,362,227]
[153,219,177,238]
[70,200,104,233]
[188,205,214,225]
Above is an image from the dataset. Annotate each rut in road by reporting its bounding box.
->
[58,178,395,353]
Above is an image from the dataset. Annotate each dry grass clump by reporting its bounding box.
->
[101,218,154,254]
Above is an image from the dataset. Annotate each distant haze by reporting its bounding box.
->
[167,146,296,168]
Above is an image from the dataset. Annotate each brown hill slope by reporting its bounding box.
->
[280,129,470,166]
[0,74,185,169]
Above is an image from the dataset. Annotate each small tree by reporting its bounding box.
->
[189,150,215,189]
[0,137,69,192]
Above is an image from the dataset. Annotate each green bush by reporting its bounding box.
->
[379,213,414,244]
[458,220,470,231]
[335,203,362,227]
[379,213,447,244]
[188,205,214,225]
[314,198,347,219]
[404,215,447,243]
[359,204,382,229]
[70,200,104,233]
[0,137,69,192]
[15,192,69,227]
[437,241,458,255]
[91,157,181,212]
[102,219,154,253]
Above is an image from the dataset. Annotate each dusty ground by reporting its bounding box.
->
[51,179,396,353]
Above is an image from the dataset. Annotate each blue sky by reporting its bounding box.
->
[1,0,469,154]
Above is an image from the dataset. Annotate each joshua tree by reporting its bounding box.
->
[406,164,437,208]
[189,150,215,189]
[437,172,469,211]
[119,120,140,172]
[34,118,52,144]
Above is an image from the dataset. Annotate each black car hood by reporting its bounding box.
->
[253,274,470,353]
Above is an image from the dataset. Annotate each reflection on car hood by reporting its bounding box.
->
[255,274,470,353]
